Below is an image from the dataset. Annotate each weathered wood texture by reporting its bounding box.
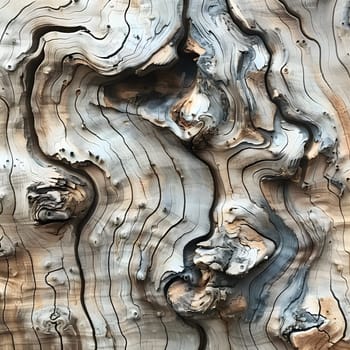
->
[1,0,350,349]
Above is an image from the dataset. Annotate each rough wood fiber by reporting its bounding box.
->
[0,0,350,349]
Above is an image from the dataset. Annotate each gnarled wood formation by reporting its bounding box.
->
[0,0,350,349]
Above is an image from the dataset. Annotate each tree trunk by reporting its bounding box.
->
[1,0,350,349]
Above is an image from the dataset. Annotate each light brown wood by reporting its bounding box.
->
[1,0,350,349]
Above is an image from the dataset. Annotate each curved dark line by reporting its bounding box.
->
[106,0,131,61]
[1,98,16,217]
[23,29,99,350]
[0,1,35,43]
[96,93,135,349]
[3,258,15,349]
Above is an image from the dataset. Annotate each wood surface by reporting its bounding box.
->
[0,0,350,349]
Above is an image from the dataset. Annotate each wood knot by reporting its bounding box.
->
[33,306,76,335]
[27,176,92,227]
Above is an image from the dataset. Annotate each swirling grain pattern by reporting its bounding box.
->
[0,0,349,349]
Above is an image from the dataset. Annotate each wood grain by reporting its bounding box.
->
[0,0,349,349]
